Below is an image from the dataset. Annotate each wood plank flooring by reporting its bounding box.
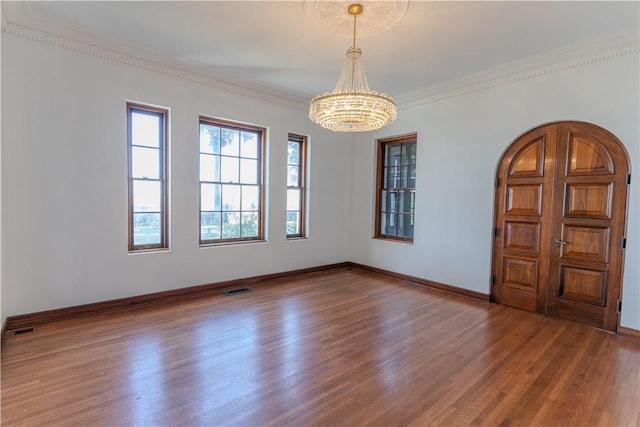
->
[2,267,639,426]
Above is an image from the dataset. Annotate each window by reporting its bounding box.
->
[199,117,265,244]
[375,134,417,242]
[127,103,169,251]
[286,134,307,238]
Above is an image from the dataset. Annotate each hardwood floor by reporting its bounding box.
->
[2,267,639,426]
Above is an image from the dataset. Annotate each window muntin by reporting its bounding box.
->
[199,118,265,244]
[127,103,168,251]
[375,135,417,242]
[286,134,307,238]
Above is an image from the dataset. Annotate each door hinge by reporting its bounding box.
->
[491,275,496,286]
[494,227,499,237]
[617,300,622,313]
[495,177,500,187]
[622,238,627,249]
[627,174,631,185]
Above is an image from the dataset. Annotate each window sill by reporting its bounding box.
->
[128,247,171,255]
[373,236,414,245]
[199,239,267,248]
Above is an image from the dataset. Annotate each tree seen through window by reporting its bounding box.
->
[199,118,264,244]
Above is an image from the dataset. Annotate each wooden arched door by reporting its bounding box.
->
[491,121,630,332]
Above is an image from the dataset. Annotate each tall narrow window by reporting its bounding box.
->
[286,134,307,238]
[375,134,417,242]
[199,117,265,244]
[127,103,168,251]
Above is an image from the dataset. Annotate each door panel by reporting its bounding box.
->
[565,183,612,218]
[566,135,614,175]
[502,257,539,290]
[504,221,540,253]
[505,184,542,215]
[561,225,609,262]
[559,266,607,305]
[509,137,545,176]
[492,121,629,332]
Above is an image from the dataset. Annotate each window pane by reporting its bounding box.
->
[242,185,260,211]
[287,189,301,211]
[287,166,299,187]
[380,211,397,236]
[241,132,259,159]
[200,124,220,154]
[398,190,414,214]
[133,213,161,245]
[401,143,415,165]
[131,112,160,148]
[200,183,221,211]
[385,167,400,188]
[397,213,414,238]
[221,156,239,183]
[132,146,160,179]
[406,165,416,188]
[240,158,258,184]
[221,128,240,156]
[401,166,410,188]
[199,154,220,182]
[381,190,395,213]
[386,144,401,166]
[222,184,241,211]
[286,211,300,235]
[408,142,417,163]
[380,190,386,211]
[287,141,299,165]
[222,212,241,239]
[241,212,259,238]
[200,212,221,240]
[385,191,397,212]
[133,180,161,212]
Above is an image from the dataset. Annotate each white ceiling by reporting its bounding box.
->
[3,1,639,106]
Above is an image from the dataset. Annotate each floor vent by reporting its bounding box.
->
[224,287,253,296]
[15,328,34,335]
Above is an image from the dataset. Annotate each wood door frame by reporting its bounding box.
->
[490,120,631,332]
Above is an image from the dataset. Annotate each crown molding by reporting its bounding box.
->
[2,2,637,113]
[2,20,310,111]
[397,29,640,111]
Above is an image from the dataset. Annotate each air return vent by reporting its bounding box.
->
[223,287,253,296]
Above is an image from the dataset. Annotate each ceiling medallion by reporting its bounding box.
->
[303,0,409,37]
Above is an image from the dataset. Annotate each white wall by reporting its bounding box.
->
[350,52,640,330]
[1,34,351,319]
[2,32,639,332]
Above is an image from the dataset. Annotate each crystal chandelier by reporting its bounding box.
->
[309,3,397,132]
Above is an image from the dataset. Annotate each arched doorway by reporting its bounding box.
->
[491,121,630,332]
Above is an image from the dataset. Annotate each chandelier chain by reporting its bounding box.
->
[352,7,357,49]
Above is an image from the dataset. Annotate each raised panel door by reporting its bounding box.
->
[546,122,629,331]
[492,122,629,332]
[492,126,554,313]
